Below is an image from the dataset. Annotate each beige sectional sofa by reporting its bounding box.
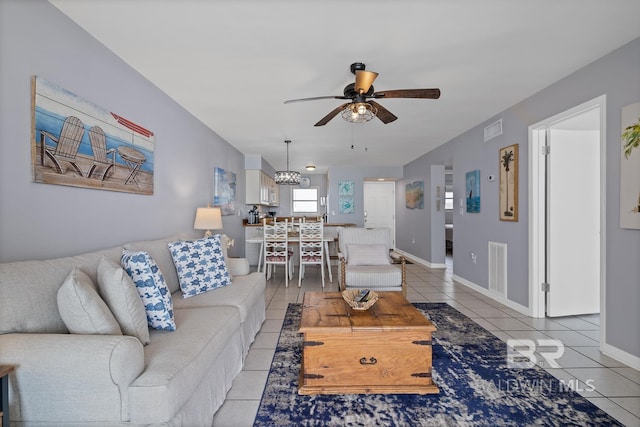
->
[0,234,266,426]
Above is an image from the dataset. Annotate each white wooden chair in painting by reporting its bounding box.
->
[298,220,324,288]
[40,115,85,176]
[88,126,116,181]
[263,218,294,287]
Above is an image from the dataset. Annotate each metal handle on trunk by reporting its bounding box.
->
[359,357,377,365]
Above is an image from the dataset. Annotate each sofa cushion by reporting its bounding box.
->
[121,250,176,331]
[172,272,264,324]
[344,265,402,289]
[124,234,186,294]
[338,227,391,261]
[128,306,242,423]
[0,246,122,334]
[168,235,231,298]
[97,257,150,345]
[347,243,390,266]
[57,267,122,335]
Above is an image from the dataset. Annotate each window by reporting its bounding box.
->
[292,187,318,213]
[445,191,454,210]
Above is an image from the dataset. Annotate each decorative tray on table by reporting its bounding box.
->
[342,289,378,310]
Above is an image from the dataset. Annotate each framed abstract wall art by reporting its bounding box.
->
[214,167,237,215]
[466,170,480,213]
[620,101,640,229]
[32,76,155,195]
[405,180,424,209]
[499,144,518,221]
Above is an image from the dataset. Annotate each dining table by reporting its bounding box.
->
[246,234,336,282]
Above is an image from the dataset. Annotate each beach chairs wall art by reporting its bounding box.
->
[31,76,155,195]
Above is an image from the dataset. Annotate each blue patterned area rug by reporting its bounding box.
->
[253,302,622,427]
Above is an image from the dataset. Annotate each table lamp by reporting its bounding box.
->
[193,206,223,238]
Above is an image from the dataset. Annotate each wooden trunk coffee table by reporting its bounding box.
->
[298,291,439,395]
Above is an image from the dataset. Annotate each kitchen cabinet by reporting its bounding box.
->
[246,170,279,206]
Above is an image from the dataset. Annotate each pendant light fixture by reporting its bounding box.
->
[274,140,300,185]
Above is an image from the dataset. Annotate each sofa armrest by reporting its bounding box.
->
[0,333,144,422]
[389,253,407,296]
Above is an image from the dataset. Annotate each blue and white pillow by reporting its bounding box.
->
[168,235,232,298]
[121,250,176,331]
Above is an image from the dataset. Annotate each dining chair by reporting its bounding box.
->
[298,220,324,288]
[263,218,293,287]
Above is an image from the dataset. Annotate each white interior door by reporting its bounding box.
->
[363,181,396,247]
[546,110,601,316]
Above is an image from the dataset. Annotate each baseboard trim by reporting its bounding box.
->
[601,343,640,370]
[452,274,530,316]
[393,249,446,269]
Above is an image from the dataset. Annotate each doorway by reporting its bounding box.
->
[445,168,454,264]
[529,96,606,326]
[363,181,396,248]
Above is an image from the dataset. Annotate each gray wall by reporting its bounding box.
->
[0,0,247,261]
[398,37,640,359]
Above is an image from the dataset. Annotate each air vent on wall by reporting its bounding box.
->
[488,241,507,297]
[484,118,503,142]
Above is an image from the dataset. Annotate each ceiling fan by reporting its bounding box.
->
[284,62,441,126]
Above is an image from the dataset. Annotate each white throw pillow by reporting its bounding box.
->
[57,268,122,335]
[121,250,176,331]
[168,235,232,298]
[347,244,391,266]
[97,257,150,345]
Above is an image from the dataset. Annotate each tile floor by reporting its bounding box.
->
[213,259,640,427]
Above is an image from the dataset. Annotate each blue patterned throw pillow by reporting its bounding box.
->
[121,250,176,331]
[168,235,232,298]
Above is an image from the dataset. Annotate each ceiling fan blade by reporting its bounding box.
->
[284,95,349,104]
[372,88,441,99]
[354,70,378,94]
[314,103,350,126]
[369,100,398,124]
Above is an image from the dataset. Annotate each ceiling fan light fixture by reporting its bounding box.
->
[342,102,377,123]
[274,140,301,185]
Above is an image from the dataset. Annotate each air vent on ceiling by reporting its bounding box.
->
[484,118,503,142]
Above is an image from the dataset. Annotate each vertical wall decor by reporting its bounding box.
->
[338,180,354,214]
[214,167,236,215]
[32,76,155,195]
[499,144,519,221]
[620,101,640,229]
[405,180,424,209]
[465,170,480,213]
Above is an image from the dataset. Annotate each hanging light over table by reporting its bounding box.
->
[274,140,301,185]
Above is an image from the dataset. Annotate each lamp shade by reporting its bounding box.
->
[193,206,223,237]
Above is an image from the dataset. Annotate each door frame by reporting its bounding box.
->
[528,95,606,340]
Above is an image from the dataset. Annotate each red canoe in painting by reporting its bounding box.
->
[111,112,154,138]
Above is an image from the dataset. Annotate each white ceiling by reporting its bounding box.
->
[50,0,640,175]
